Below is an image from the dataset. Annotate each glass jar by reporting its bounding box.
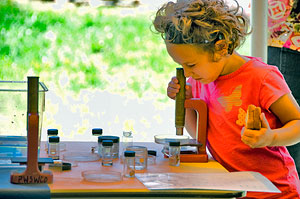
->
[46,129,58,152]
[147,150,157,165]
[98,136,120,158]
[102,140,113,166]
[122,131,133,148]
[126,146,147,170]
[169,141,180,166]
[123,150,135,178]
[48,136,60,160]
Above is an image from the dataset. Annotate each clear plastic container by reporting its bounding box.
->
[63,152,100,162]
[0,80,48,158]
[82,170,123,182]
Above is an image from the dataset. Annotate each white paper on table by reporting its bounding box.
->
[136,171,280,193]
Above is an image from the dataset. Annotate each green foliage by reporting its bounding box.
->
[0,0,174,99]
[0,0,250,99]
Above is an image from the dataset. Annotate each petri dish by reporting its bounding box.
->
[154,134,190,145]
[63,152,100,162]
[82,170,122,182]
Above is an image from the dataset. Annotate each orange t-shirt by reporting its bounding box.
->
[187,57,300,198]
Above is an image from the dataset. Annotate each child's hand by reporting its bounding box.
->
[167,76,192,100]
[241,113,275,148]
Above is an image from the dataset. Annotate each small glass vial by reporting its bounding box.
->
[147,150,157,165]
[123,151,135,178]
[48,160,72,171]
[48,136,60,160]
[46,129,58,152]
[122,131,133,149]
[92,128,102,153]
[102,140,113,166]
[122,131,133,161]
[169,141,180,166]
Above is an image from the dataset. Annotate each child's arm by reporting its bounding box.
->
[241,93,300,148]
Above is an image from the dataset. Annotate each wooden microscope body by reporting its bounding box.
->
[180,99,208,163]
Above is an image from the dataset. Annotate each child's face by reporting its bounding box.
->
[166,42,225,84]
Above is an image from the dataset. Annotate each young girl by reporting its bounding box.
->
[153,0,300,198]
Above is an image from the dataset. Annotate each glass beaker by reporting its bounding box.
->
[126,145,147,170]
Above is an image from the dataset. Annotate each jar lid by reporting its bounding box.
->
[102,140,113,146]
[169,141,180,146]
[92,128,103,136]
[49,136,60,143]
[147,150,157,156]
[47,129,58,136]
[98,136,120,143]
[124,151,135,157]
[62,162,72,171]
[123,131,132,137]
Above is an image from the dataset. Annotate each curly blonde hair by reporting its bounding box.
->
[153,0,251,55]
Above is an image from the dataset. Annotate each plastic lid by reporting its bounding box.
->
[123,131,132,137]
[92,128,103,136]
[124,150,135,157]
[98,136,120,143]
[49,136,60,143]
[82,170,122,183]
[102,140,113,146]
[148,150,157,156]
[47,129,58,136]
[154,134,189,145]
[169,141,180,146]
[126,145,147,152]
[62,162,72,171]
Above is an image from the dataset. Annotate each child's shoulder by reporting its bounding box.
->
[245,56,281,77]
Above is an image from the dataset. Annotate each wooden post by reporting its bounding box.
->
[11,77,53,184]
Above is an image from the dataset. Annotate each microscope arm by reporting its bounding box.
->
[184,108,197,139]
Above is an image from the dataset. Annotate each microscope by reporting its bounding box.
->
[175,68,208,163]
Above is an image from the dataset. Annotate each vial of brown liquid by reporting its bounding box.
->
[123,150,135,178]
[169,141,180,166]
